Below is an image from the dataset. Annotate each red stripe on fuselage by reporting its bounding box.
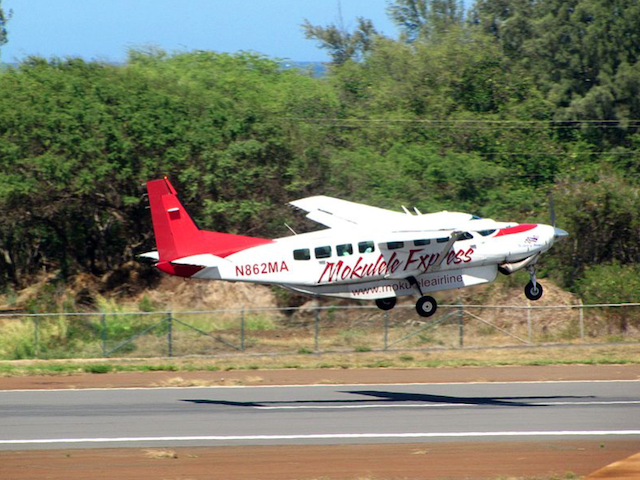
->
[495,224,537,237]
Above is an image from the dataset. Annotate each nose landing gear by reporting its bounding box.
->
[524,265,544,301]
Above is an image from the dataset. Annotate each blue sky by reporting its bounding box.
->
[2,1,474,63]
[1,0,410,63]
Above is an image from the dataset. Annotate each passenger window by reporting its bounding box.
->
[458,232,474,240]
[358,241,375,254]
[436,238,449,243]
[414,239,431,246]
[337,244,353,256]
[293,248,310,261]
[478,229,496,237]
[387,241,404,250]
[315,246,332,259]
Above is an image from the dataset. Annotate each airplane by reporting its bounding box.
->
[141,177,568,317]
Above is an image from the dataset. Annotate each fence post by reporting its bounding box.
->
[33,317,39,359]
[458,300,464,348]
[101,314,107,357]
[240,308,245,351]
[579,301,584,342]
[167,312,173,357]
[384,311,389,350]
[314,307,320,352]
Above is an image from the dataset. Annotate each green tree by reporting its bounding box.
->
[302,16,378,65]
[0,51,340,286]
[473,0,640,146]
[0,0,10,56]
[545,173,640,287]
[388,0,465,42]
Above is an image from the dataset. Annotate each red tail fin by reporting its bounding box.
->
[146,178,272,264]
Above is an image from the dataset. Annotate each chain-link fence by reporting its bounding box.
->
[0,303,639,360]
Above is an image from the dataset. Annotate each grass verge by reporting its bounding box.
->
[0,343,638,377]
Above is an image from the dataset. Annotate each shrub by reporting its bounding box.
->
[577,262,640,331]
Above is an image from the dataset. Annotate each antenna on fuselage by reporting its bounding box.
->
[401,205,412,215]
[414,207,422,215]
[284,223,298,235]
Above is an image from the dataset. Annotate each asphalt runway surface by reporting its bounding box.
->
[1,380,639,451]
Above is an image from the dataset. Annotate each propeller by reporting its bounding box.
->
[549,191,568,239]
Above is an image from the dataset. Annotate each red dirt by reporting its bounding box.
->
[1,441,638,480]
[1,365,639,479]
[1,364,639,390]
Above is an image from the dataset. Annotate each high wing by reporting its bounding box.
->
[289,195,406,229]
[289,195,480,231]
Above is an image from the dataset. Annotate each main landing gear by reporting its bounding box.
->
[411,276,438,318]
[375,294,438,317]
[524,265,544,301]
[374,277,439,318]
[375,297,396,311]
[416,295,438,318]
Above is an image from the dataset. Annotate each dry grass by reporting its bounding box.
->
[141,277,280,313]
[142,449,178,459]
[3,342,637,379]
[152,376,216,388]
[152,374,265,387]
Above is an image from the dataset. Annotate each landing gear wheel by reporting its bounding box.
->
[524,281,543,301]
[416,296,438,318]
[375,297,397,311]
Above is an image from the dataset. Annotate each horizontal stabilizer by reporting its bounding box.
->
[138,251,159,261]
[169,253,229,267]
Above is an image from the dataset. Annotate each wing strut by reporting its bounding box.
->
[428,231,463,272]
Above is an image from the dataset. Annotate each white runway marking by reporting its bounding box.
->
[255,400,640,410]
[2,431,640,446]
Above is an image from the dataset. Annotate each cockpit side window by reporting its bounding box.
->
[478,229,496,237]
[458,232,474,240]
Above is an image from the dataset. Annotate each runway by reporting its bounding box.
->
[1,380,639,450]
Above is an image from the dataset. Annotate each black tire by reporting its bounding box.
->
[524,281,544,301]
[416,296,438,317]
[375,297,397,311]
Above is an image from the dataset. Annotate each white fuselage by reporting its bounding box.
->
[188,222,559,300]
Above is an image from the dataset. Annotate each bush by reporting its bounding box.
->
[577,262,640,331]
